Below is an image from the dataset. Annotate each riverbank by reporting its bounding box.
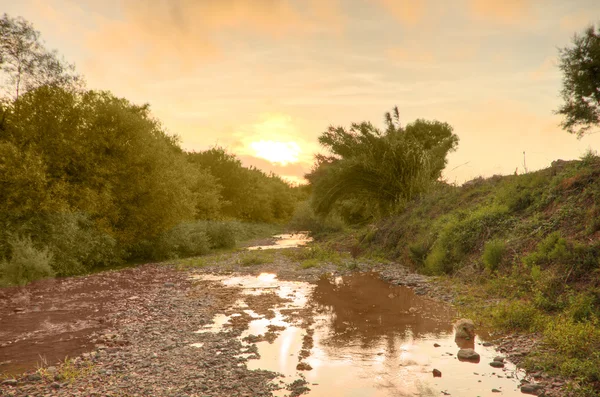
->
[1,245,563,397]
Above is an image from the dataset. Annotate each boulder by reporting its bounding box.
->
[432,369,442,377]
[457,348,481,363]
[520,383,544,395]
[454,318,475,339]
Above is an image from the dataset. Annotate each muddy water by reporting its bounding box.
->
[247,232,313,250]
[194,272,528,397]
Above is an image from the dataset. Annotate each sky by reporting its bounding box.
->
[3,0,600,185]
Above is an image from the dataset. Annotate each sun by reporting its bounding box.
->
[249,140,301,165]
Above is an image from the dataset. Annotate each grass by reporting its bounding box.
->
[37,356,95,383]
[236,250,274,267]
[342,154,600,396]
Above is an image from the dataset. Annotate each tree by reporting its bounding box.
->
[556,24,600,137]
[0,14,80,100]
[306,107,458,221]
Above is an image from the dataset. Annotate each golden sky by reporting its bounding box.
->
[3,0,600,184]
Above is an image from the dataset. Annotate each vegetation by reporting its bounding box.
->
[306,107,458,223]
[0,15,299,286]
[557,24,600,137]
[348,154,600,394]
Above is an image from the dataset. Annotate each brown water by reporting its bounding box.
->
[247,232,313,250]
[193,272,529,397]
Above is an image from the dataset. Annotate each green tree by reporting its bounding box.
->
[307,107,458,221]
[0,14,80,100]
[556,24,600,137]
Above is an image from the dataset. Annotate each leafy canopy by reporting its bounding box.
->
[556,24,600,137]
[307,107,458,221]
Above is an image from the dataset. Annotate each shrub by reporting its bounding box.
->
[424,205,510,274]
[288,201,345,236]
[0,236,54,285]
[238,251,271,266]
[490,300,540,331]
[482,239,506,271]
[153,222,211,260]
[205,222,236,249]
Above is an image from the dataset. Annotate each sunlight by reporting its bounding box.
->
[249,140,301,165]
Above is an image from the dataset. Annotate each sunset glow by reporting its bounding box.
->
[249,140,302,165]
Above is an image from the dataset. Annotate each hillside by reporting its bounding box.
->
[357,153,600,395]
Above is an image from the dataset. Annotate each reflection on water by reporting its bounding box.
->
[247,232,313,250]
[195,272,528,396]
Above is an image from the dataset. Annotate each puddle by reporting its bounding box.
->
[247,232,313,250]
[193,272,528,396]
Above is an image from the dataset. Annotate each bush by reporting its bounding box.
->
[490,300,540,331]
[206,222,236,249]
[1,213,121,276]
[482,239,506,271]
[153,222,211,260]
[288,201,345,236]
[0,236,54,285]
[424,205,510,274]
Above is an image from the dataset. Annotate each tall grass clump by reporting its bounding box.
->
[482,239,506,271]
[424,205,510,274]
[0,236,54,286]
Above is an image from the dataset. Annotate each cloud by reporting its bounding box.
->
[374,0,426,26]
[386,47,435,63]
[559,11,597,33]
[467,0,532,24]
[80,0,346,79]
[529,56,558,81]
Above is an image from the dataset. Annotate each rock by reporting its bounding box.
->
[2,379,17,386]
[457,348,481,362]
[432,369,442,377]
[434,343,441,347]
[454,318,475,339]
[296,362,312,371]
[493,356,505,363]
[164,282,175,287]
[50,382,61,389]
[489,361,504,368]
[13,307,25,313]
[492,389,501,393]
[520,384,544,395]
[46,366,57,374]
[26,373,42,381]
[482,342,494,347]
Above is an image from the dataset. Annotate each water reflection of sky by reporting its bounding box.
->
[194,272,526,396]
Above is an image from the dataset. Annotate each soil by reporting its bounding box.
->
[0,249,566,397]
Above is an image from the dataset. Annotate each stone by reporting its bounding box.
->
[432,369,442,377]
[489,361,505,368]
[492,389,501,393]
[454,318,475,339]
[164,282,175,287]
[482,342,494,347]
[493,356,505,362]
[520,383,544,395]
[434,343,441,347]
[2,379,17,386]
[26,373,42,381]
[457,348,481,362]
[296,362,312,371]
[50,382,61,389]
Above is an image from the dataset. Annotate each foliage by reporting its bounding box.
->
[0,15,300,286]
[556,24,600,137]
[0,236,54,285]
[489,300,541,331]
[188,147,298,223]
[306,107,458,222]
[288,200,346,236]
[424,206,510,274]
[482,239,505,271]
[0,14,80,100]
